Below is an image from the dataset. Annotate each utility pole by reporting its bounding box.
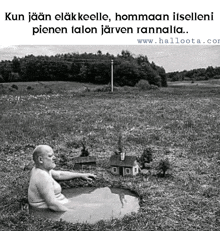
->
[111,59,113,92]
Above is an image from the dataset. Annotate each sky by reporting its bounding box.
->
[0,45,219,72]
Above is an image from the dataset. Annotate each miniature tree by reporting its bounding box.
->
[115,133,123,155]
[139,147,153,169]
[80,141,90,157]
[156,158,171,177]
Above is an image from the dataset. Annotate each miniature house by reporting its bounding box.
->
[73,156,97,170]
[110,153,139,176]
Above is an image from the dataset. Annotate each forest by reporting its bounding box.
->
[167,66,220,82]
[1,50,219,86]
[0,50,167,87]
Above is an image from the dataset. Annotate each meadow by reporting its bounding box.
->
[0,81,220,230]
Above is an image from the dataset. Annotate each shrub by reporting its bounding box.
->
[27,86,34,90]
[135,79,151,90]
[11,84,18,90]
[139,147,153,169]
[80,141,90,157]
[156,158,171,177]
[135,80,159,91]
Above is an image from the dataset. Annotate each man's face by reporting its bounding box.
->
[40,147,56,170]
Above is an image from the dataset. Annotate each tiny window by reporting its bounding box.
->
[126,168,130,174]
[134,167,137,172]
[113,167,117,172]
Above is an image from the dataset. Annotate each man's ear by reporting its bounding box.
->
[38,156,43,163]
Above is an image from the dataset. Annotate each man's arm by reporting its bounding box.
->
[51,169,96,181]
[36,173,68,212]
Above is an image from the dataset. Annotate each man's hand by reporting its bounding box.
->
[81,173,97,182]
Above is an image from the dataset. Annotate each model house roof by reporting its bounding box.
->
[110,155,137,167]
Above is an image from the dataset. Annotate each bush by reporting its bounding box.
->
[80,141,90,157]
[27,86,34,90]
[156,158,171,177]
[115,133,123,155]
[136,80,159,91]
[139,147,153,169]
[135,79,151,90]
[11,84,18,90]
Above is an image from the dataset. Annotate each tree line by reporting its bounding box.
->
[0,50,167,87]
[167,66,220,82]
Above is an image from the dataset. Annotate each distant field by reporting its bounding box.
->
[1,81,220,230]
[168,79,220,87]
[2,79,220,92]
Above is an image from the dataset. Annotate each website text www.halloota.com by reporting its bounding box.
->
[137,37,220,44]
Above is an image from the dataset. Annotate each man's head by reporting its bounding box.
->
[33,145,56,170]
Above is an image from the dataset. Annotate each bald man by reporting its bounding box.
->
[28,145,96,211]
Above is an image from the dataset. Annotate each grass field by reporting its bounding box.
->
[0,81,220,230]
